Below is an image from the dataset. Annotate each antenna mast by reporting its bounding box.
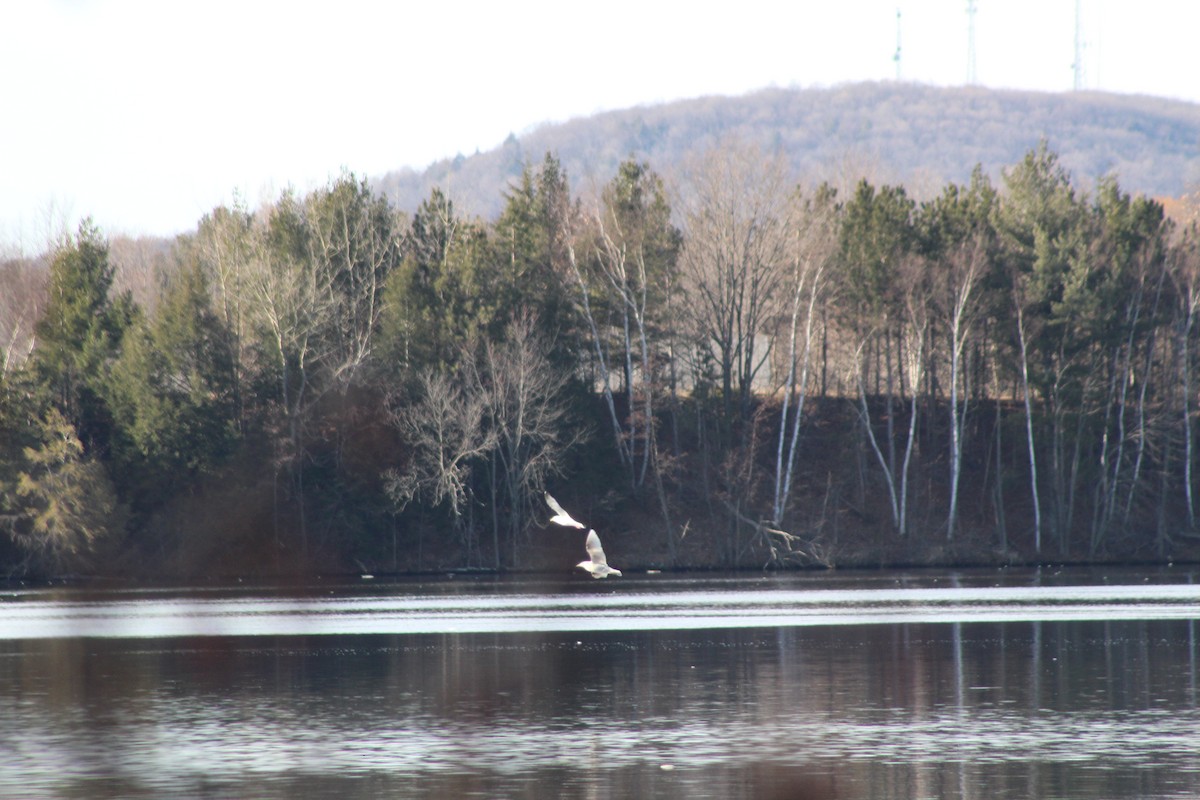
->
[893,8,902,80]
[1072,0,1084,90]
[966,0,978,84]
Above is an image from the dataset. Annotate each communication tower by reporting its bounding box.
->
[893,8,902,80]
[1072,0,1084,90]
[966,0,978,84]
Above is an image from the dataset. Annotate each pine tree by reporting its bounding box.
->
[33,220,131,453]
[382,188,491,375]
[13,407,125,572]
[107,261,238,508]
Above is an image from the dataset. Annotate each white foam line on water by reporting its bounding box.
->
[1,584,1198,639]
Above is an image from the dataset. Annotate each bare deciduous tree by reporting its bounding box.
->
[0,255,47,377]
[385,369,496,565]
[109,235,171,314]
[770,186,837,526]
[477,312,582,568]
[941,234,987,540]
[853,256,929,536]
[243,193,334,554]
[304,174,400,386]
[1171,226,1200,529]
[186,202,255,429]
[676,141,793,422]
[384,313,579,569]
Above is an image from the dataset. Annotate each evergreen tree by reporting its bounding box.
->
[490,153,581,365]
[0,366,48,566]
[994,142,1090,551]
[33,220,132,453]
[107,261,238,510]
[179,202,256,433]
[837,180,916,341]
[12,407,126,573]
[382,188,491,375]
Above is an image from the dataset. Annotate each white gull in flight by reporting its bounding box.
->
[544,492,623,578]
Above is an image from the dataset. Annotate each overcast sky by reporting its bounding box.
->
[3,0,1198,249]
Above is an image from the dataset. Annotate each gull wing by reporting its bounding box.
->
[584,529,609,568]
[545,492,586,529]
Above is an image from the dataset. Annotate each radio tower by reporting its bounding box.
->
[1072,0,1084,90]
[893,8,902,80]
[966,0,978,85]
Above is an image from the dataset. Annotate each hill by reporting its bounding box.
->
[375,82,1200,218]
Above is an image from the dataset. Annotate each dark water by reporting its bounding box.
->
[1,570,1198,799]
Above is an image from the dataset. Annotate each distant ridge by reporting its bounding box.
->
[375,82,1200,219]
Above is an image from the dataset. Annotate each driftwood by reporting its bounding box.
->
[717,496,831,568]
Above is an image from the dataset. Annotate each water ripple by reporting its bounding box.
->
[2,582,1199,639]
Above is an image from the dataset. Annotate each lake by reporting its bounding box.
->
[1,568,1198,799]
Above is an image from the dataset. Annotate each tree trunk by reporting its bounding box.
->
[1015,301,1043,552]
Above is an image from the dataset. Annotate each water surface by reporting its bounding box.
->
[1,569,1198,798]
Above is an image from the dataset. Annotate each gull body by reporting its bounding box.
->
[545,492,586,529]
[577,529,622,579]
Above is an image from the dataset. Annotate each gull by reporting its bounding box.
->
[578,529,622,579]
[545,492,585,529]
[544,492,623,578]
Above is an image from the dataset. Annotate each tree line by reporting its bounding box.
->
[2,142,1200,577]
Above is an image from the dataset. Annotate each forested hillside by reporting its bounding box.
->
[4,96,1200,578]
[377,83,1200,220]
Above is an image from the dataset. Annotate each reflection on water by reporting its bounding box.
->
[4,572,1200,639]
[1,570,1198,799]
